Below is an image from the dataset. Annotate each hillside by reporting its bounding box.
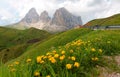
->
[0,28,120,77]
[0,27,51,63]
[84,14,120,26]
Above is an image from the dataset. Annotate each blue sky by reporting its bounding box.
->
[0,0,120,26]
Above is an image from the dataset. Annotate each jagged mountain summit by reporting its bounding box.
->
[39,11,51,22]
[21,8,39,24]
[51,7,82,29]
[8,7,82,32]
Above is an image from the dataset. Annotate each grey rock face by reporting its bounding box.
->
[16,7,82,32]
[21,8,39,23]
[39,11,51,22]
[51,7,82,29]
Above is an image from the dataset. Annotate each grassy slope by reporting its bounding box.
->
[4,28,120,63]
[0,28,120,77]
[0,27,51,63]
[15,28,92,60]
[4,28,120,64]
[84,13,120,26]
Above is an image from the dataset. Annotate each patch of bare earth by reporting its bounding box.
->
[114,56,120,66]
[98,55,120,77]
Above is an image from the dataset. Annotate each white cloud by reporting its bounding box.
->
[0,0,120,25]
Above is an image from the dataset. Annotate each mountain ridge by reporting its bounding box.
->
[7,7,82,32]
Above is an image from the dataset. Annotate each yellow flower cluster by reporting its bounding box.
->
[71,39,84,46]
[66,62,80,69]
[37,56,44,64]
[49,57,56,63]
[7,39,103,77]
[92,57,99,61]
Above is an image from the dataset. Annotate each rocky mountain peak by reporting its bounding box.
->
[21,8,39,24]
[16,7,82,32]
[39,11,51,22]
[29,8,37,13]
[57,7,69,14]
[51,7,82,29]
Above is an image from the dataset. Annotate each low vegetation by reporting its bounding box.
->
[0,28,120,77]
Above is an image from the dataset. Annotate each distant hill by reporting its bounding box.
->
[84,14,120,26]
[0,27,51,63]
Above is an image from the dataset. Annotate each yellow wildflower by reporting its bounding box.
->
[77,42,82,46]
[46,75,51,77]
[34,71,40,77]
[61,50,65,54]
[51,58,56,63]
[70,50,73,53]
[91,48,96,52]
[99,49,102,53]
[74,62,80,68]
[26,59,32,63]
[95,57,98,61]
[49,57,56,63]
[54,54,59,58]
[71,56,76,61]
[37,56,42,63]
[60,55,65,61]
[14,61,19,65]
[66,64,72,69]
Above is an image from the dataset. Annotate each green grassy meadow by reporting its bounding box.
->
[85,14,120,26]
[0,28,120,77]
[0,27,51,63]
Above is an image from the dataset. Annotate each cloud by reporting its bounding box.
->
[0,0,120,25]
